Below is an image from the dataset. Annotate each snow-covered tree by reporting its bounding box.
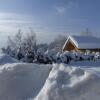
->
[7,29,22,50]
[49,35,67,52]
[2,29,37,62]
[23,30,37,53]
[36,43,48,52]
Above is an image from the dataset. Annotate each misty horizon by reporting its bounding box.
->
[0,0,100,47]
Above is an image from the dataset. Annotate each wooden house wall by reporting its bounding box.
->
[63,39,100,52]
[63,39,78,51]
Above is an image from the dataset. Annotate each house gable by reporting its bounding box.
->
[63,38,78,51]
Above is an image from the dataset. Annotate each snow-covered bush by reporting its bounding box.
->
[43,49,57,64]
[94,52,100,59]
[25,50,35,63]
[55,52,62,63]
[36,50,100,64]
[60,51,71,64]
[36,48,45,63]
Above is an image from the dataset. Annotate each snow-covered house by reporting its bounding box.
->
[62,35,100,52]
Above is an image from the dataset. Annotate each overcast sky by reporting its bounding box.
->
[0,0,100,47]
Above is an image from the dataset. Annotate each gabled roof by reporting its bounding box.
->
[63,35,100,50]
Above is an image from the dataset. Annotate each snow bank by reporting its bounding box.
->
[0,63,51,100]
[35,64,100,100]
[0,54,18,65]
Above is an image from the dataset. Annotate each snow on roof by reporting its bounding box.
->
[63,35,100,49]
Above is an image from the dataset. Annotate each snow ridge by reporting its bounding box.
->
[35,64,100,100]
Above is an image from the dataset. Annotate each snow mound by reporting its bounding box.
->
[0,54,18,65]
[35,64,100,100]
[0,63,51,100]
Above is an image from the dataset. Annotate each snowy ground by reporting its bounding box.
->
[0,54,18,65]
[0,63,51,100]
[35,64,100,100]
[0,54,100,100]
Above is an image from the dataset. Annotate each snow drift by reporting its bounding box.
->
[0,54,18,65]
[35,64,100,100]
[0,63,51,100]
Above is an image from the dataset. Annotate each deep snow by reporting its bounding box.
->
[0,63,51,100]
[0,54,100,100]
[0,54,18,65]
[35,64,100,100]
